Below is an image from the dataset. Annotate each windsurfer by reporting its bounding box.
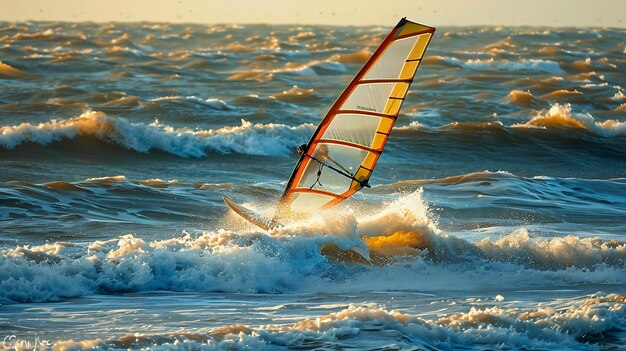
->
[298,144,353,179]
[297,144,307,156]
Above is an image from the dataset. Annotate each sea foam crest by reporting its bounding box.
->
[50,294,626,350]
[0,111,314,157]
[1,190,624,304]
[440,56,564,74]
[514,103,626,137]
[149,96,234,110]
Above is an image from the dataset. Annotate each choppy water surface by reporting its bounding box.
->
[0,21,625,350]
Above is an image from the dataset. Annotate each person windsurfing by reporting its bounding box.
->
[297,144,356,189]
[224,17,434,229]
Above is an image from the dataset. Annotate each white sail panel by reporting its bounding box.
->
[363,36,420,80]
[341,83,396,114]
[319,114,386,148]
[341,82,409,116]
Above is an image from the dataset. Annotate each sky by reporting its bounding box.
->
[1,0,624,27]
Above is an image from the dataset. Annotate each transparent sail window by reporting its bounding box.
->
[296,143,369,193]
[289,192,336,212]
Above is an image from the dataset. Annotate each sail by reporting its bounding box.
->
[277,18,435,215]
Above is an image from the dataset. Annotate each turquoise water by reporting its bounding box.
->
[0,22,625,350]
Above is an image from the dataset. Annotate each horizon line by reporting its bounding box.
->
[2,19,625,29]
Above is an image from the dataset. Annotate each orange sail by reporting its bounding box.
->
[275,18,435,216]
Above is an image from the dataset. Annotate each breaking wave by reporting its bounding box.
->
[0,103,622,163]
[0,60,26,77]
[0,111,314,157]
[269,85,318,102]
[46,293,626,350]
[405,103,625,138]
[513,103,626,137]
[507,89,535,105]
[227,57,348,81]
[427,56,565,74]
[148,96,234,110]
[2,190,624,304]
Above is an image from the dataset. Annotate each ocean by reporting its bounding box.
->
[0,21,625,350]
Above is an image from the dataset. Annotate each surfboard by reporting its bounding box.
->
[223,196,277,230]
[225,18,435,230]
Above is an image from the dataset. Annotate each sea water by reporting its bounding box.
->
[0,22,625,350]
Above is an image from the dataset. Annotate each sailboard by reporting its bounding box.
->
[223,196,275,230]
[224,18,435,229]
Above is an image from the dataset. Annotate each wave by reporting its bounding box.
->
[393,120,424,130]
[0,111,314,157]
[373,171,626,225]
[506,89,534,105]
[81,175,230,189]
[0,175,237,235]
[5,170,624,233]
[1,105,622,162]
[376,169,626,194]
[227,55,349,82]
[570,57,593,71]
[396,103,624,138]
[541,89,584,99]
[1,190,624,304]
[84,175,127,184]
[393,170,514,185]
[513,103,626,137]
[354,190,625,268]
[6,27,87,45]
[427,56,565,74]
[0,103,622,162]
[0,60,26,77]
[439,121,505,132]
[24,295,626,350]
[9,28,48,39]
[611,91,626,101]
[148,96,234,110]
[269,85,318,102]
[226,70,274,82]
[328,48,371,64]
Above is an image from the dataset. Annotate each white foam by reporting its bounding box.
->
[1,190,624,304]
[84,175,127,183]
[149,95,234,110]
[49,293,626,350]
[442,57,564,74]
[394,121,424,130]
[0,232,330,303]
[312,60,347,73]
[513,103,626,137]
[610,90,626,101]
[0,111,315,157]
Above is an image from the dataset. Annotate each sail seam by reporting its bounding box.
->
[359,79,413,84]
[336,110,397,119]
